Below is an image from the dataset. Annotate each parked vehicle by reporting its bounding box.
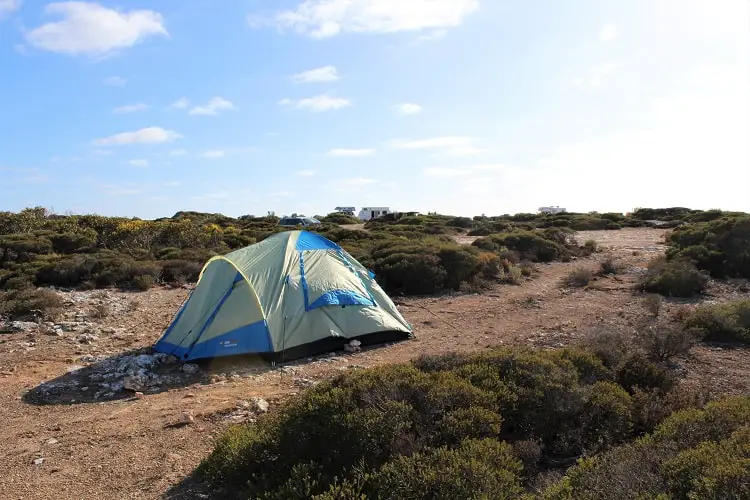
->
[358,207,393,221]
[278,216,321,227]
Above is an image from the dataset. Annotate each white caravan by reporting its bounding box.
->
[358,207,392,221]
[539,206,567,215]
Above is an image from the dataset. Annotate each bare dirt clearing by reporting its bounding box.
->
[0,228,747,499]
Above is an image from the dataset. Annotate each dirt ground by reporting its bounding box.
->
[0,228,747,499]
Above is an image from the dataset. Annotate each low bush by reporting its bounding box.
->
[544,396,750,500]
[198,344,692,498]
[472,230,569,263]
[0,287,63,321]
[637,257,708,298]
[638,323,695,361]
[666,214,750,279]
[597,257,623,275]
[563,267,592,288]
[681,299,750,344]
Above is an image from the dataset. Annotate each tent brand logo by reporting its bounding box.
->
[220,340,238,348]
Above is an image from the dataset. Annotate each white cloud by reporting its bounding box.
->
[571,61,620,89]
[422,167,471,178]
[279,95,352,112]
[128,159,149,167]
[327,148,375,157]
[202,150,226,159]
[292,65,339,83]
[391,136,474,150]
[272,0,479,38]
[0,0,21,19]
[393,102,422,115]
[94,127,182,146]
[113,102,149,114]
[103,76,127,86]
[164,181,181,187]
[416,29,448,43]
[296,170,316,176]
[169,149,187,156]
[189,97,235,116]
[423,164,509,178]
[599,23,617,42]
[389,136,487,156]
[171,97,189,109]
[25,2,167,57]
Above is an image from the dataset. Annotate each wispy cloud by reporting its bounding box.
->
[423,164,509,178]
[189,97,235,116]
[25,2,167,57]
[94,127,182,146]
[169,149,187,156]
[327,148,375,157]
[171,97,189,109]
[279,95,352,112]
[0,0,21,19]
[292,65,339,83]
[113,102,149,114]
[390,136,486,156]
[599,23,618,42]
[269,0,479,38]
[103,76,127,86]
[128,159,149,167]
[202,150,226,159]
[393,102,422,116]
[572,61,621,89]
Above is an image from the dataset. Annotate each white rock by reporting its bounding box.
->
[250,396,269,413]
[180,412,194,424]
[32,457,45,466]
[45,438,59,445]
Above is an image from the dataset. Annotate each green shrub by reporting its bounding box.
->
[49,232,97,254]
[0,287,63,321]
[366,439,524,500]
[545,396,750,500]
[661,426,750,500]
[472,230,568,262]
[681,299,750,344]
[637,257,708,298]
[666,215,750,279]
[615,352,675,394]
[563,267,593,288]
[160,260,203,284]
[446,216,473,229]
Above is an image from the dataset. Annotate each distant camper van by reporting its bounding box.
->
[358,207,392,221]
[279,216,321,227]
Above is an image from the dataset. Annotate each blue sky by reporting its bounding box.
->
[1,0,748,218]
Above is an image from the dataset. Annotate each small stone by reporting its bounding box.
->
[134,392,145,399]
[180,412,194,424]
[33,457,45,466]
[181,363,200,374]
[45,438,59,445]
[184,393,196,398]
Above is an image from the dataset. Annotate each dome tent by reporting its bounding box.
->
[153,230,412,361]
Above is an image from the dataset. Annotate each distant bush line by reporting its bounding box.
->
[0,207,746,301]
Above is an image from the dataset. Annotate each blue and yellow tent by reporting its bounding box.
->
[153,231,412,361]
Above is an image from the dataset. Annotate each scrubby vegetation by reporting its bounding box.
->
[682,299,750,344]
[637,257,709,298]
[195,327,739,499]
[1,207,747,315]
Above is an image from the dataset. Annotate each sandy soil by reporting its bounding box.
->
[0,228,747,499]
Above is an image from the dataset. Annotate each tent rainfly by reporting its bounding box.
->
[153,230,412,361]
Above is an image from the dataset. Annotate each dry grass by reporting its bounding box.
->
[563,267,593,288]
